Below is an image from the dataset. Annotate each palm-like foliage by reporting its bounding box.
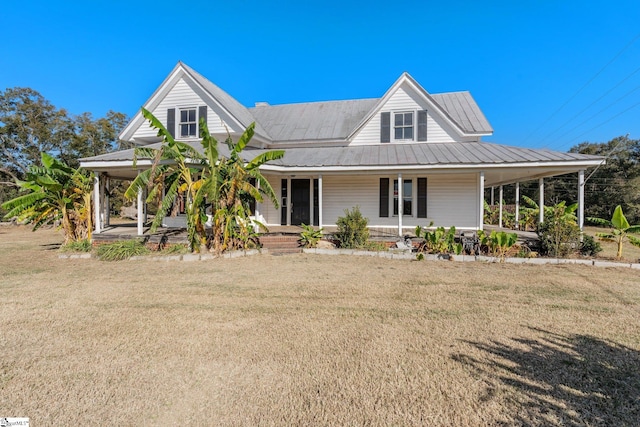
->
[205,121,284,253]
[125,108,209,252]
[2,152,93,243]
[126,108,284,253]
[587,205,640,259]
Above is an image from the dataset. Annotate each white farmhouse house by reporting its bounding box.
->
[80,62,603,236]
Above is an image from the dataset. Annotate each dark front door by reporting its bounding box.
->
[291,179,310,225]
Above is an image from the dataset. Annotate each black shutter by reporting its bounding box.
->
[379,178,389,217]
[198,106,207,136]
[417,178,427,218]
[167,108,175,138]
[417,110,427,141]
[380,112,391,143]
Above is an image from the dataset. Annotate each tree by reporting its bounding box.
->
[61,110,129,167]
[587,205,640,259]
[570,135,640,223]
[125,108,284,254]
[1,152,93,243]
[205,120,283,253]
[0,87,71,182]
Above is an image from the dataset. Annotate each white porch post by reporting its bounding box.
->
[515,182,520,229]
[578,170,585,230]
[286,178,291,226]
[490,186,495,206]
[398,173,403,236]
[309,177,314,226]
[254,179,261,218]
[137,177,144,236]
[498,185,503,228]
[318,175,323,228]
[479,171,485,231]
[93,175,101,234]
[538,178,545,224]
[104,176,110,227]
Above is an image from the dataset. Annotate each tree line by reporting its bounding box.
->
[486,135,640,224]
[0,87,128,215]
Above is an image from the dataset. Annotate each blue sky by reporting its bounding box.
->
[2,0,639,151]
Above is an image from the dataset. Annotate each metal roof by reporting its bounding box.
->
[431,92,492,133]
[265,142,601,168]
[249,99,378,141]
[81,141,602,169]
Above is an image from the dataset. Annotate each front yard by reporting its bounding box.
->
[1,225,639,425]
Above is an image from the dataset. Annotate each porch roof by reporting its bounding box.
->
[80,141,603,186]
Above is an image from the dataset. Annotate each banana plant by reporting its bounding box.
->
[2,152,93,244]
[587,205,640,259]
[415,223,460,254]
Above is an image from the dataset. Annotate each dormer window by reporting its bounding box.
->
[380,110,428,143]
[179,108,197,138]
[394,112,414,141]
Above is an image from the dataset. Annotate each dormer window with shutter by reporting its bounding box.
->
[166,106,207,139]
[380,110,428,143]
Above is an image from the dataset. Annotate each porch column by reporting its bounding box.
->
[515,182,520,229]
[93,175,101,234]
[498,185,503,228]
[104,176,110,227]
[538,178,544,224]
[318,175,323,228]
[137,177,144,236]
[490,186,495,206]
[286,178,291,226]
[398,173,403,236]
[578,170,585,230]
[479,172,485,231]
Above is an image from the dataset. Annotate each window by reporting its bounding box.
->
[179,108,197,137]
[393,179,412,216]
[380,111,428,143]
[380,177,427,218]
[394,112,413,141]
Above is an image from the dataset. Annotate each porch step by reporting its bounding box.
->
[259,234,302,255]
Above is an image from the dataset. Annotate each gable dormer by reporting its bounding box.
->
[119,62,270,146]
[349,73,492,146]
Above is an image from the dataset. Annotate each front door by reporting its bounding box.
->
[291,179,310,225]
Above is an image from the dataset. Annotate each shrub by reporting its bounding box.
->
[299,224,323,248]
[415,224,457,254]
[60,239,92,253]
[335,206,369,249]
[580,234,602,257]
[96,240,149,261]
[537,205,581,258]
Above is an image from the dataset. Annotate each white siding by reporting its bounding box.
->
[321,173,478,230]
[260,175,282,226]
[427,174,478,228]
[131,76,239,140]
[350,84,465,145]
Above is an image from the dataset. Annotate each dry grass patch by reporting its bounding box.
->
[0,225,639,425]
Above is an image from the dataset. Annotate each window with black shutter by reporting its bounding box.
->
[380,112,391,143]
[417,110,427,141]
[379,178,389,217]
[417,178,427,218]
[167,108,176,137]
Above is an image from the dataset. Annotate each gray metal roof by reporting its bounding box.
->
[431,92,493,133]
[81,141,602,169]
[249,99,378,141]
[265,142,602,168]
